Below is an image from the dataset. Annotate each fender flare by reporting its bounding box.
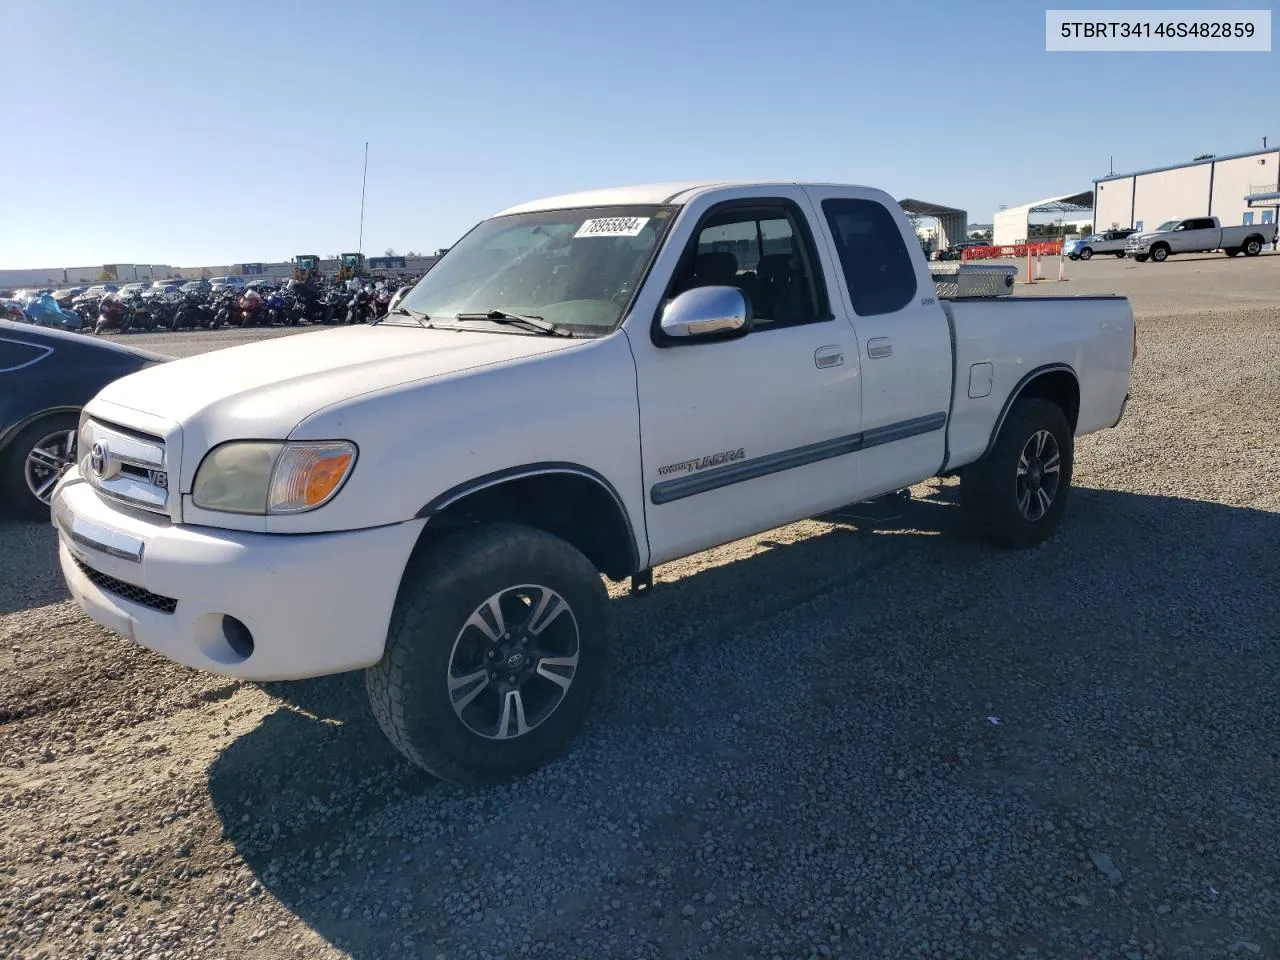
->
[414,461,641,574]
[980,364,1079,460]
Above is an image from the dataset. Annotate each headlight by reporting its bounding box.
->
[192,441,357,515]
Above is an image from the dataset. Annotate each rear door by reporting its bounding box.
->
[803,187,952,497]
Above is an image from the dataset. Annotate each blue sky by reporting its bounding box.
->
[1,0,1273,268]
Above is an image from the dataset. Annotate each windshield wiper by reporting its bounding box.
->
[380,306,431,328]
[453,310,573,337]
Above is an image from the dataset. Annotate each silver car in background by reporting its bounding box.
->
[1064,229,1136,260]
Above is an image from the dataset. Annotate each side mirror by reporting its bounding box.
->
[658,286,751,342]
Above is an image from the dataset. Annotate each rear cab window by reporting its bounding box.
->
[820,198,918,317]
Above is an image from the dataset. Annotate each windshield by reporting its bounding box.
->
[1155,220,1179,232]
[396,205,677,333]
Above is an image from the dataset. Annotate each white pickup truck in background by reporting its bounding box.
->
[1125,215,1276,262]
[50,180,1136,785]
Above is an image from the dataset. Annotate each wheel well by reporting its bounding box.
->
[0,406,80,459]
[1245,234,1265,246]
[1014,370,1080,431]
[418,472,639,581]
[1150,241,1169,250]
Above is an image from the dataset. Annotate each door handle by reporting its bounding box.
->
[867,337,892,359]
[814,345,845,369]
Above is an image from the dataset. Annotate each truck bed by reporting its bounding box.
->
[941,295,1133,470]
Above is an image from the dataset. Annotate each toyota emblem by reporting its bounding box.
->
[89,441,108,477]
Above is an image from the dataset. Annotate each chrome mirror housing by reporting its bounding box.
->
[659,286,751,341]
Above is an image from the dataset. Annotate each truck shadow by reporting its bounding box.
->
[206,485,1280,958]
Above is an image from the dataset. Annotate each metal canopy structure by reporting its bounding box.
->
[993,190,1093,246]
[899,198,968,251]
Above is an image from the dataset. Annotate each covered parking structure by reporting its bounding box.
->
[993,191,1093,247]
[899,198,968,252]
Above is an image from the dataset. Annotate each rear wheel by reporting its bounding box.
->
[960,399,1073,549]
[366,523,609,785]
[1244,238,1263,257]
[3,413,79,519]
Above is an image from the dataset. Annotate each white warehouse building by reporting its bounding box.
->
[1093,147,1280,235]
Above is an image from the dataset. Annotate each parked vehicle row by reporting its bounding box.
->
[5,277,420,336]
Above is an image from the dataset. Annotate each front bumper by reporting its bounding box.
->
[51,468,425,680]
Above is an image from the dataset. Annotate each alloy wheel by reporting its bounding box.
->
[25,429,77,504]
[447,584,580,740]
[1015,429,1061,521]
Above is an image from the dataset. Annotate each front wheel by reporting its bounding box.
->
[3,413,79,519]
[1079,248,1093,261]
[1133,254,1149,262]
[366,523,609,786]
[1150,245,1169,262]
[1225,247,1241,257]
[960,398,1074,549]
[1114,251,1126,258]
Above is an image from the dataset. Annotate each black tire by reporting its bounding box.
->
[366,523,609,786]
[3,412,79,520]
[1079,247,1093,260]
[1224,247,1241,257]
[960,398,1074,549]
[1114,251,1126,258]
[1133,254,1148,263]
[1243,238,1263,257]
[1150,244,1169,262]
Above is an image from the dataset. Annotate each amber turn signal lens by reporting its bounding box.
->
[304,452,353,505]
[268,442,357,514]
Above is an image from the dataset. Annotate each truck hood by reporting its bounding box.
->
[95,324,583,442]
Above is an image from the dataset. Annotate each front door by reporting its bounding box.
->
[629,189,863,566]
[803,187,953,496]
[1174,218,1216,252]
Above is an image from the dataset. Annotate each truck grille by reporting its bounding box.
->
[80,418,171,517]
[72,556,178,614]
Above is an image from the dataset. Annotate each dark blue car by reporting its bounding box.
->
[0,321,168,518]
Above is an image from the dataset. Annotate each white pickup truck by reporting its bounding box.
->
[1125,215,1276,262]
[50,181,1135,785]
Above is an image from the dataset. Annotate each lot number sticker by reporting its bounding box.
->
[574,217,650,238]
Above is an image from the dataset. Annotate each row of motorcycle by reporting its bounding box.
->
[9,282,406,335]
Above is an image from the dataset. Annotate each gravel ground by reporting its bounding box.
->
[2,256,1278,960]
